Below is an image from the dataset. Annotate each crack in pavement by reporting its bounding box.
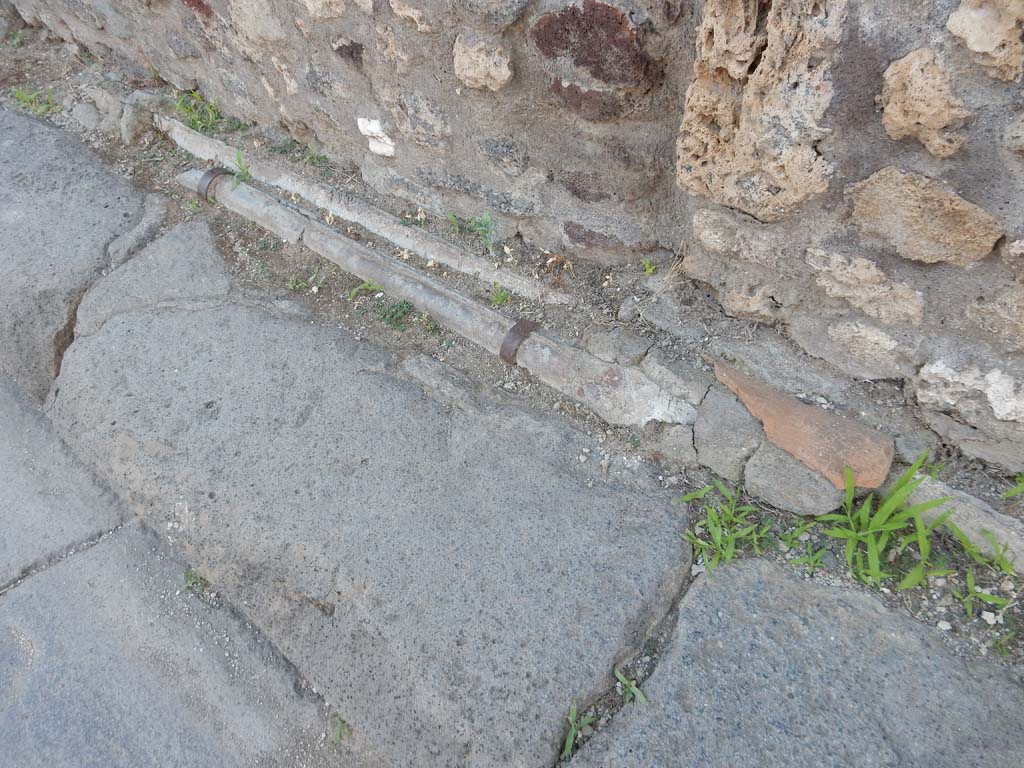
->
[0,521,128,599]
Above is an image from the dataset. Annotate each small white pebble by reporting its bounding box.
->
[981,611,998,626]
[936,620,952,631]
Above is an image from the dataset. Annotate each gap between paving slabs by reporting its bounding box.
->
[154,114,571,306]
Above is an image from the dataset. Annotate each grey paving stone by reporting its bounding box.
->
[46,226,691,767]
[0,107,142,399]
[0,375,123,586]
[693,384,763,484]
[572,559,1024,768]
[584,326,653,366]
[0,522,336,768]
[75,220,230,337]
[744,441,843,516]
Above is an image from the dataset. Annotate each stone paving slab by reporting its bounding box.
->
[572,559,1024,768]
[46,222,692,767]
[0,374,123,586]
[0,108,142,399]
[1,521,335,768]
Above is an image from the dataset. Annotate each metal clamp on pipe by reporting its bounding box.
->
[499,319,540,366]
[196,167,233,202]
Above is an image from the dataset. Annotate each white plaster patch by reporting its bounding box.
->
[357,118,396,157]
[917,361,1024,422]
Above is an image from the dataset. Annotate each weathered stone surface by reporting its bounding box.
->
[573,559,1024,768]
[905,476,1024,570]
[584,326,653,367]
[676,0,846,221]
[744,441,844,515]
[693,385,763,485]
[390,0,431,32]
[47,226,691,767]
[947,0,1024,82]
[917,360,1024,424]
[1,522,335,768]
[914,360,1024,472]
[453,32,512,91]
[1007,113,1024,153]
[639,349,713,407]
[649,424,697,467]
[106,192,167,267]
[806,249,924,326]
[0,375,123,586]
[789,314,922,381]
[0,107,142,400]
[968,285,1024,351]
[847,167,1003,266]
[0,0,23,39]
[878,48,972,158]
[713,359,895,490]
[75,221,230,337]
[530,1,653,88]
[70,101,100,131]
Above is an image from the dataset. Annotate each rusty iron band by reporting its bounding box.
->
[499,319,540,366]
[197,167,233,202]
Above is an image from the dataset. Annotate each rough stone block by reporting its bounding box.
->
[694,385,763,484]
[744,441,844,516]
[573,559,1024,768]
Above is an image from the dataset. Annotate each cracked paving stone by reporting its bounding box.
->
[571,559,1024,768]
[0,107,143,400]
[0,375,124,586]
[0,521,335,768]
[45,221,692,767]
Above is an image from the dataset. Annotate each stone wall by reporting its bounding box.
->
[9,0,1024,472]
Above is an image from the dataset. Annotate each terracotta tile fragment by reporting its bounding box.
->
[712,359,894,489]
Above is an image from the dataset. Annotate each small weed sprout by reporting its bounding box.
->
[791,543,827,576]
[9,29,24,48]
[175,90,221,133]
[992,630,1017,658]
[447,212,463,233]
[233,148,251,187]
[14,88,59,116]
[328,711,351,745]
[468,213,496,254]
[185,198,202,213]
[419,313,442,335]
[268,138,297,155]
[490,284,510,308]
[613,666,648,706]
[947,523,1015,576]
[561,701,594,759]
[303,144,332,178]
[184,568,209,594]
[681,481,770,575]
[779,520,816,551]
[349,280,383,300]
[1002,475,1024,500]
[953,568,1010,618]
[286,275,309,292]
[400,208,427,227]
[221,116,248,132]
[642,258,656,276]
[379,300,414,331]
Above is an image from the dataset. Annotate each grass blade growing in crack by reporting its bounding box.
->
[613,665,648,706]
